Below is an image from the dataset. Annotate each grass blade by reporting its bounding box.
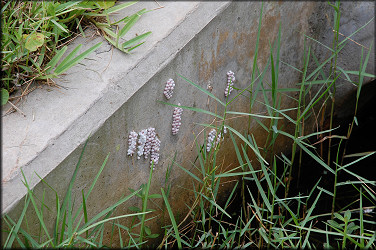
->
[174,160,203,184]
[20,170,52,245]
[68,212,151,244]
[140,166,154,243]
[300,190,322,228]
[55,42,102,75]
[127,41,146,52]
[59,136,90,235]
[54,44,82,74]
[200,192,232,219]
[195,134,207,179]
[50,19,69,33]
[103,1,138,14]
[122,31,151,49]
[338,152,376,171]
[161,187,182,249]
[82,190,88,239]
[44,46,68,74]
[227,125,268,165]
[79,188,142,231]
[72,153,110,223]
[177,73,225,106]
[3,214,40,248]
[295,140,335,174]
[118,13,141,39]
[241,145,272,213]
[215,169,260,178]
[226,111,283,120]
[4,195,31,248]
[103,27,117,38]
[158,100,224,119]
[297,73,340,123]
[343,70,375,78]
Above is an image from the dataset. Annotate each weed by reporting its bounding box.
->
[1,137,152,248]
[158,1,375,248]
[1,0,152,108]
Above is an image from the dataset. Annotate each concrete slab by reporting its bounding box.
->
[2,1,374,247]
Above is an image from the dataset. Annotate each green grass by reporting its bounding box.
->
[2,1,375,248]
[157,1,375,248]
[2,137,152,248]
[1,0,152,107]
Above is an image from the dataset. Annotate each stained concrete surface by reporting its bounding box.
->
[2,1,374,246]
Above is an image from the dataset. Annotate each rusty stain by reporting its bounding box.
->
[199,31,231,82]
[232,31,238,40]
[199,30,232,82]
[199,49,209,81]
[216,30,229,55]
[235,32,254,65]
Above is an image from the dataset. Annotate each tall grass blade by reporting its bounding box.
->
[200,192,232,218]
[295,140,335,174]
[359,188,365,247]
[366,233,376,248]
[297,73,340,123]
[78,188,142,233]
[301,190,322,228]
[161,187,182,249]
[343,71,375,78]
[140,166,154,243]
[301,221,313,248]
[103,27,117,38]
[305,43,345,81]
[3,214,40,248]
[338,17,374,47]
[174,160,203,184]
[59,211,67,244]
[127,41,146,52]
[251,2,263,84]
[338,151,376,171]
[158,100,224,119]
[66,212,150,245]
[357,43,373,100]
[4,195,31,248]
[20,170,53,245]
[82,190,88,239]
[226,111,283,120]
[229,130,244,167]
[317,186,334,196]
[177,73,225,106]
[241,145,272,212]
[227,125,268,165]
[55,1,82,13]
[73,153,110,223]
[195,137,207,179]
[215,169,260,178]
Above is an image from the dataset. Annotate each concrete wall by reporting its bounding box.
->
[2,1,374,247]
